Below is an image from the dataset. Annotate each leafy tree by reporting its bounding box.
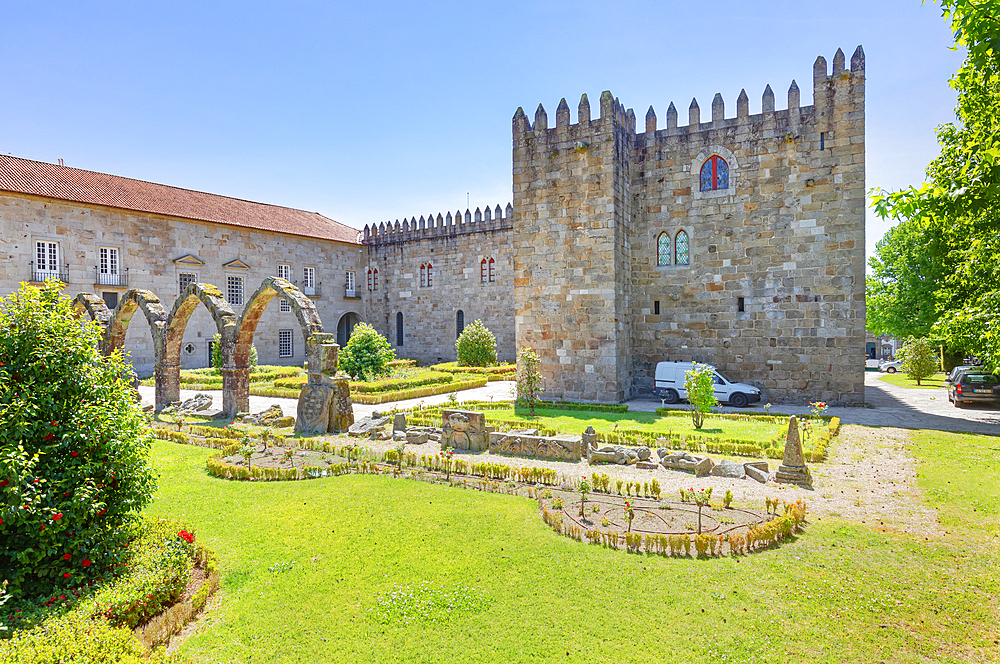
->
[870,1,1000,371]
[898,336,939,386]
[211,333,257,370]
[0,282,157,598]
[338,323,395,381]
[515,347,544,416]
[455,319,497,367]
[683,363,717,430]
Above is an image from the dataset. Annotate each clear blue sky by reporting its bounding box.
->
[1,1,964,262]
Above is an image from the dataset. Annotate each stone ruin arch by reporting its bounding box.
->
[72,293,113,353]
[70,278,355,428]
[164,282,239,414]
[232,277,324,414]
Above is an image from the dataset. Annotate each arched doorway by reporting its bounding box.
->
[337,312,362,347]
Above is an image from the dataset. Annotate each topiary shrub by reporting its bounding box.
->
[211,333,257,370]
[0,282,157,599]
[455,319,497,367]
[338,322,395,381]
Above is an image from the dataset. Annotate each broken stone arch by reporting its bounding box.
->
[73,277,337,417]
[232,276,325,414]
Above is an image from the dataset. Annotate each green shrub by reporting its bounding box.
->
[683,363,718,429]
[0,613,149,663]
[212,333,257,369]
[339,323,395,381]
[0,282,157,599]
[456,320,497,367]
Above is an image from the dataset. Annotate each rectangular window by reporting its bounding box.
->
[277,264,290,281]
[278,329,293,358]
[488,258,495,282]
[303,267,316,295]
[654,300,660,315]
[737,297,745,313]
[102,291,119,310]
[227,275,244,306]
[35,241,60,279]
[279,297,291,313]
[98,247,120,285]
[345,271,356,297]
[178,272,197,293]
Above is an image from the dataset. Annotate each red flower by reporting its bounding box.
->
[177,530,194,543]
[50,421,57,426]
[63,573,71,578]
[70,451,79,457]
[52,513,63,521]
[0,518,3,525]
[82,559,91,567]
[0,480,7,487]
[63,553,72,560]
[44,433,53,441]
[97,509,106,516]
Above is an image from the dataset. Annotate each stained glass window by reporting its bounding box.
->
[657,232,670,266]
[699,155,729,191]
[675,230,690,265]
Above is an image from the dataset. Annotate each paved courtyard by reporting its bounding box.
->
[139,370,1000,436]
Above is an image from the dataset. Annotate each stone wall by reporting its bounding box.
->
[363,207,515,365]
[513,47,866,404]
[0,193,368,375]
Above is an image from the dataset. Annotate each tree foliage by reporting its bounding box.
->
[869,0,1000,370]
[683,363,718,430]
[337,323,395,381]
[455,320,497,367]
[0,282,157,598]
[898,336,939,386]
[211,333,257,370]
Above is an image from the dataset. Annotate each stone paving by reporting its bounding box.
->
[139,370,999,436]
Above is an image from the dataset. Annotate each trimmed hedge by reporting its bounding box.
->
[351,377,487,404]
[430,362,516,381]
[350,370,453,394]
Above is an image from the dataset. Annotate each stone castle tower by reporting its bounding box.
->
[511,47,866,404]
[363,47,866,405]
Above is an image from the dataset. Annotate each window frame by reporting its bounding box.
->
[456,310,465,338]
[372,267,379,290]
[656,232,671,267]
[396,312,404,346]
[278,329,294,358]
[178,272,198,294]
[276,264,291,281]
[488,258,495,282]
[35,240,60,279]
[227,275,245,307]
[674,230,690,266]
[480,258,487,284]
[426,262,433,288]
[699,154,729,192]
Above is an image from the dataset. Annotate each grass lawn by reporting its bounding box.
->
[147,430,999,663]
[878,371,948,390]
[475,407,787,441]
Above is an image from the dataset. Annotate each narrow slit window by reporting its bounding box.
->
[396,312,404,346]
[488,258,495,282]
[654,300,660,315]
[420,264,427,288]
[480,259,487,283]
[737,297,745,312]
[426,262,433,287]
[456,310,465,338]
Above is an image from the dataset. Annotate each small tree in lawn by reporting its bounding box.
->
[338,323,396,381]
[623,500,635,533]
[456,319,497,367]
[239,436,255,470]
[899,336,938,386]
[516,347,544,416]
[0,281,156,598]
[578,476,590,517]
[684,363,718,430]
[682,487,713,534]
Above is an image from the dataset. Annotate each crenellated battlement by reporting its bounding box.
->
[363,203,513,245]
[513,46,864,144]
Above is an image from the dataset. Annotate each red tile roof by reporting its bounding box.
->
[0,154,361,244]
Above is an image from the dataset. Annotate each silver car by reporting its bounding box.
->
[879,360,903,373]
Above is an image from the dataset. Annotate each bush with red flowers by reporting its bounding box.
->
[0,282,156,598]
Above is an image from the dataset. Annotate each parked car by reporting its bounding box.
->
[947,371,1000,408]
[879,360,903,373]
[946,365,976,386]
[865,358,881,369]
[652,361,761,408]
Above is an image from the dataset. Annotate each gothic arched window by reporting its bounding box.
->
[480,258,487,283]
[367,268,373,291]
[699,155,729,192]
[675,230,690,265]
[488,258,495,282]
[426,262,433,287]
[419,263,427,288]
[657,232,670,266]
[372,267,378,290]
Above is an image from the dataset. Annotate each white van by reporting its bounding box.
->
[652,361,762,408]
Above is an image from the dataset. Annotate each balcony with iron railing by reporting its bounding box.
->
[345,286,357,298]
[29,262,70,283]
[297,281,321,297]
[94,266,129,287]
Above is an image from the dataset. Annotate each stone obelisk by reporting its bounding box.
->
[775,415,812,486]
